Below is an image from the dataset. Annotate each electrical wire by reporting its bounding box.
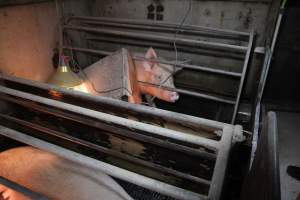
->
[150,0,192,102]
[66,37,133,95]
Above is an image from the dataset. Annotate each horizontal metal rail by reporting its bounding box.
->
[0,125,207,200]
[0,85,220,151]
[64,25,248,53]
[0,92,217,160]
[138,81,236,105]
[0,113,211,186]
[86,36,245,60]
[63,46,242,78]
[78,20,248,41]
[68,16,250,38]
[0,74,237,200]
[0,74,227,131]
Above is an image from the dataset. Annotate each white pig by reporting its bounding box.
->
[132,48,179,104]
[84,48,179,105]
[0,146,132,200]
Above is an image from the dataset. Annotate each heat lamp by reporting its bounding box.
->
[49,55,89,93]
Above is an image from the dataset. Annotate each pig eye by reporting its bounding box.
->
[156,74,162,81]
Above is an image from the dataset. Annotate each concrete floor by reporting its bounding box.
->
[277,112,300,200]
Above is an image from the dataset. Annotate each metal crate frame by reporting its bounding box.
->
[62,16,255,124]
[0,74,243,200]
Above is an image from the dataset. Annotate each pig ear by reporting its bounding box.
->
[145,47,158,59]
[143,48,157,71]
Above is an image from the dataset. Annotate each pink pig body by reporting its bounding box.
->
[129,48,179,104]
[0,146,132,200]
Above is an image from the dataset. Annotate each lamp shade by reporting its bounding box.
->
[49,55,82,89]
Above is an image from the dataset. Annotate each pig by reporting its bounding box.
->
[0,146,132,200]
[132,48,179,104]
[83,48,179,105]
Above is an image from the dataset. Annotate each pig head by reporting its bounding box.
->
[134,48,179,103]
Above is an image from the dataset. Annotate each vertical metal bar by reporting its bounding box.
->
[231,30,255,124]
[250,48,271,168]
[0,125,207,200]
[250,1,285,165]
[267,111,281,200]
[208,125,233,199]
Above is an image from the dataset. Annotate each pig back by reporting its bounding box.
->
[0,146,132,200]
[83,48,137,102]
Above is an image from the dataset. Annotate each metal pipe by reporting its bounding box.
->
[250,47,271,168]
[0,125,207,200]
[138,81,236,105]
[0,113,211,186]
[250,1,286,167]
[64,25,248,53]
[208,125,233,199]
[0,74,227,131]
[62,46,242,78]
[0,93,216,160]
[78,20,248,41]
[86,36,245,61]
[0,85,220,150]
[68,16,250,37]
[0,177,48,200]
[231,30,255,124]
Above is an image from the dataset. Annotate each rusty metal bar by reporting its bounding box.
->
[231,30,255,124]
[0,113,211,186]
[64,25,248,53]
[0,125,207,200]
[0,74,227,131]
[63,46,242,78]
[0,74,239,200]
[0,85,220,150]
[0,92,216,160]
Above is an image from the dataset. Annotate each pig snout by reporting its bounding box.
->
[169,92,179,102]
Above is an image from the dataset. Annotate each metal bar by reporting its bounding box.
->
[250,2,285,165]
[1,94,216,160]
[64,25,248,53]
[68,16,250,37]
[267,111,281,200]
[0,125,207,200]
[0,176,48,200]
[208,125,233,199]
[250,47,271,168]
[133,57,242,78]
[78,20,248,41]
[63,46,242,78]
[0,85,220,151]
[0,113,211,186]
[0,74,227,131]
[86,37,245,61]
[138,81,236,105]
[231,30,255,124]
